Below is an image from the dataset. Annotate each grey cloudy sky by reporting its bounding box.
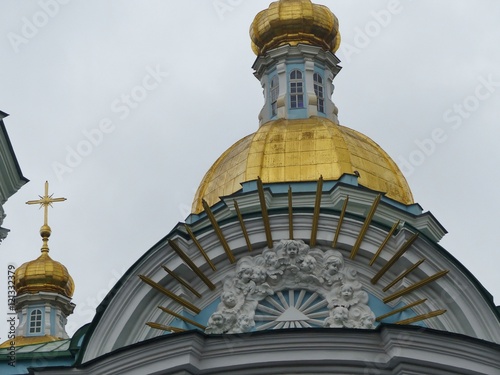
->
[1,0,499,338]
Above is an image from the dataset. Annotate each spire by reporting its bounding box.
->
[26,181,66,253]
[16,181,73,298]
[250,0,342,125]
[5,181,75,346]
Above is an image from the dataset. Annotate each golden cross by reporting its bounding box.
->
[26,181,67,226]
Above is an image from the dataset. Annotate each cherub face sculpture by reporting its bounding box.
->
[341,285,354,300]
[221,291,237,308]
[237,315,252,331]
[238,266,253,283]
[325,256,342,275]
[332,306,349,324]
[285,241,299,258]
[210,313,224,328]
[264,251,279,267]
[300,255,317,273]
[361,314,375,329]
[251,268,267,284]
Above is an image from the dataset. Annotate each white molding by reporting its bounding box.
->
[43,328,500,374]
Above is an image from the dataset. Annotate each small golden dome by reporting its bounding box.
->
[250,0,341,55]
[192,117,414,213]
[15,252,75,298]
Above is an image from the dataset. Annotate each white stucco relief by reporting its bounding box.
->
[205,239,376,334]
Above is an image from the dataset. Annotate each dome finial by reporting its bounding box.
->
[250,0,341,55]
[26,181,67,253]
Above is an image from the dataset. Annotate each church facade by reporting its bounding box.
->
[1,1,499,374]
[0,110,27,245]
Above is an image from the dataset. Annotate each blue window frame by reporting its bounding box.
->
[270,75,279,117]
[29,308,43,335]
[289,70,304,109]
[314,73,325,113]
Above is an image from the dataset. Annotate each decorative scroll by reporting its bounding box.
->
[205,239,375,334]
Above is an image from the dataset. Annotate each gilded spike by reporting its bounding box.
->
[370,221,400,266]
[350,194,381,259]
[234,200,253,252]
[168,240,216,290]
[202,199,236,264]
[332,196,349,248]
[158,306,206,330]
[376,299,427,322]
[383,270,449,304]
[146,322,185,333]
[371,233,419,285]
[139,275,201,314]
[161,265,202,298]
[257,177,273,248]
[395,309,447,325]
[184,224,216,271]
[383,259,425,292]
[310,176,323,247]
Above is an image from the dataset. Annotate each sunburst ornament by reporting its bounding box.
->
[255,290,329,330]
[203,240,376,334]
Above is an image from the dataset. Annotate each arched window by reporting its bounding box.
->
[270,75,279,117]
[29,309,43,334]
[314,73,325,113]
[289,70,304,109]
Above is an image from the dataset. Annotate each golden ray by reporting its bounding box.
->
[257,177,273,248]
[376,299,427,322]
[234,200,253,252]
[184,224,216,271]
[395,309,447,325]
[370,221,400,266]
[146,322,185,333]
[161,265,202,298]
[158,306,206,330]
[332,196,349,248]
[350,194,381,260]
[310,176,323,247]
[383,259,425,292]
[202,199,236,264]
[139,275,201,314]
[383,270,449,303]
[168,240,216,290]
[371,233,419,285]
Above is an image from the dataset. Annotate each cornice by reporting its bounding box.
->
[41,327,500,375]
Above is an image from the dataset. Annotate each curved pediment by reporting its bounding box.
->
[79,181,500,364]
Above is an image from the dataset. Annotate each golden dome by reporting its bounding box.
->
[192,117,414,213]
[250,0,341,55]
[15,252,75,298]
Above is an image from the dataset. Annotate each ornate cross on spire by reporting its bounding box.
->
[26,181,66,253]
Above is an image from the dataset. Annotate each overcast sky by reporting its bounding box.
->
[1,0,499,338]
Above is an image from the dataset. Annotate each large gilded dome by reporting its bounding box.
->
[15,251,75,298]
[250,0,341,55]
[192,117,414,213]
